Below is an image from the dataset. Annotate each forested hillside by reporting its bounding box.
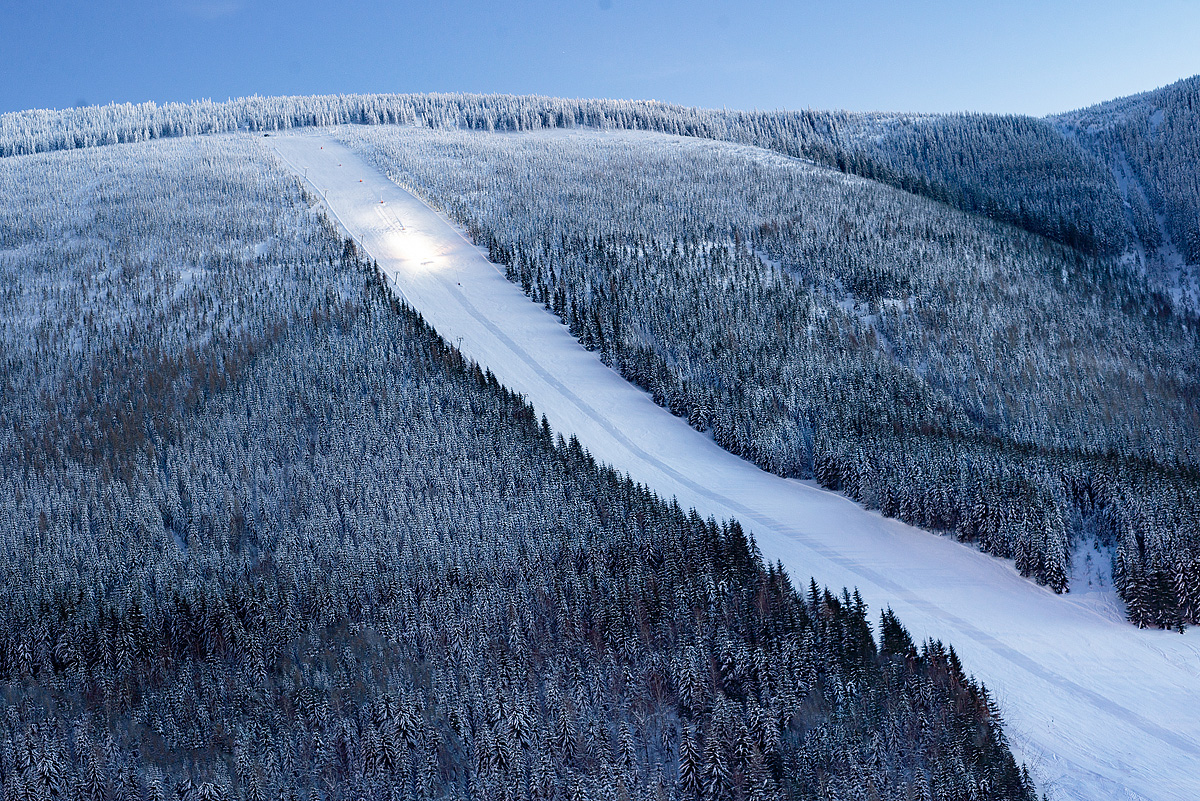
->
[0,93,1136,258]
[0,92,850,159]
[0,137,1034,799]
[841,114,1131,256]
[340,125,1200,628]
[1055,75,1200,312]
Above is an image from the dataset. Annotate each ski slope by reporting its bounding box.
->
[269,131,1200,801]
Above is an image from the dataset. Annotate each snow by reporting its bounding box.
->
[268,131,1200,801]
[1149,108,1166,137]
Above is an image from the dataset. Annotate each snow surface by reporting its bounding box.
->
[269,131,1200,801]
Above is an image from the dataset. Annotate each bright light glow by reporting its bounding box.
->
[381,227,448,274]
[369,204,444,274]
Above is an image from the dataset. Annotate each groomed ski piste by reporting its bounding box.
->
[270,130,1200,801]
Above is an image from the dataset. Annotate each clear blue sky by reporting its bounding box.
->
[3,0,1199,116]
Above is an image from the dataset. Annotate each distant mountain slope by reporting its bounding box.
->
[0,92,856,157]
[340,124,1200,627]
[0,94,1134,258]
[842,113,1132,256]
[0,136,1033,801]
[1054,75,1200,311]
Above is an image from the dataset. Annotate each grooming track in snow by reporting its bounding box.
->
[269,131,1200,801]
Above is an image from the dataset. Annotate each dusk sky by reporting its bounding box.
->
[3,0,1199,116]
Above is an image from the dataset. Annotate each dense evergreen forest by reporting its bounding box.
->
[2,75,1199,798]
[6,87,1199,274]
[0,136,1035,798]
[340,125,1200,628]
[843,114,1132,257]
[0,92,1145,259]
[1055,74,1200,311]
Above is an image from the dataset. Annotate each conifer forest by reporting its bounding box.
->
[339,119,1199,628]
[1,73,1199,801]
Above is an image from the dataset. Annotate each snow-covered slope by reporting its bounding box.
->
[269,131,1200,801]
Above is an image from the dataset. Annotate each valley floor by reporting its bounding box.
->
[269,131,1200,801]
